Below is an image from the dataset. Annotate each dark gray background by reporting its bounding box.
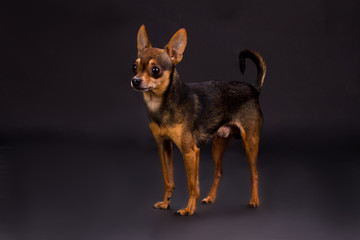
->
[1,0,360,239]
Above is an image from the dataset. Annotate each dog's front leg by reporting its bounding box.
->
[176,145,200,216]
[153,138,174,210]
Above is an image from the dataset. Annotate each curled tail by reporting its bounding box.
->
[239,49,266,93]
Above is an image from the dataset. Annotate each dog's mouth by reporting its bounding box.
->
[131,85,153,92]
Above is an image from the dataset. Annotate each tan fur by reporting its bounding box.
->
[149,69,171,96]
[137,25,151,54]
[142,70,171,112]
[230,120,260,207]
[202,135,231,204]
[143,92,162,112]
[254,51,266,88]
[165,28,187,64]
[149,122,200,215]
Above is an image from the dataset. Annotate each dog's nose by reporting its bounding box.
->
[132,77,142,87]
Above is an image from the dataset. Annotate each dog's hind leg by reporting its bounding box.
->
[238,124,260,208]
[202,134,231,204]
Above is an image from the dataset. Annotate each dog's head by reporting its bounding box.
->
[131,25,187,95]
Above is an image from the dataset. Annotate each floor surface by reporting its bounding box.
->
[0,130,359,240]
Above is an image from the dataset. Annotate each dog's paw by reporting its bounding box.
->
[201,196,215,204]
[153,201,170,210]
[248,198,259,208]
[175,208,194,216]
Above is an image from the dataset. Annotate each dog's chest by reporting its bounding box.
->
[143,92,162,112]
[149,121,184,147]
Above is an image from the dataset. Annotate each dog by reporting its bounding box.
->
[131,25,266,215]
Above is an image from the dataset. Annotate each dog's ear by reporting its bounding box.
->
[137,25,152,54]
[165,28,187,64]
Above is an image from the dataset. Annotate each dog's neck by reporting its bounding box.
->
[144,68,187,124]
[143,91,162,112]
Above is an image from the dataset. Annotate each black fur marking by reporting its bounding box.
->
[239,49,266,93]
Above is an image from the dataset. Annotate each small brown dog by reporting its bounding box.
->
[131,25,266,215]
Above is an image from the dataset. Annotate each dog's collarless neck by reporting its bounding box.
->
[147,69,187,125]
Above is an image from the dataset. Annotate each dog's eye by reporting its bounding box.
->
[151,66,160,75]
[132,64,137,73]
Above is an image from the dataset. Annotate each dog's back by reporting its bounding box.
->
[171,49,266,146]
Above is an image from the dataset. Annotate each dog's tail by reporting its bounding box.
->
[239,49,266,93]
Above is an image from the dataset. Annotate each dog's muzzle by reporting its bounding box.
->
[131,77,151,91]
[131,77,144,91]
